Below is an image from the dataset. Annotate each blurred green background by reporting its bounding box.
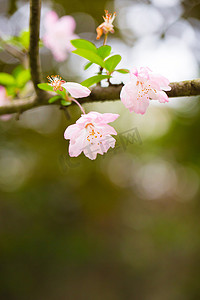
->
[1,0,200,299]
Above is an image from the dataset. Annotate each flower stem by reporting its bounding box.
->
[70,98,86,114]
[103,33,108,45]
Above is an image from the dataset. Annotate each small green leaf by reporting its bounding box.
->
[97,45,111,59]
[19,31,30,49]
[37,83,66,98]
[16,69,31,87]
[48,95,61,103]
[56,90,67,98]
[115,69,130,74]
[105,55,122,73]
[12,65,23,78]
[61,100,72,106]
[71,39,97,52]
[84,62,93,70]
[72,49,105,68]
[0,73,15,86]
[37,83,54,92]
[81,75,111,88]
[6,86,18,96]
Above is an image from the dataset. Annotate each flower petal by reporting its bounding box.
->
[44,11,58,29]
[0,86,7,105]
[64,123,80,140]
[157,91,169,103]
[68,130,87,157]
[120,82,138,111]
[62,82,91,98]
[149,73,171,91]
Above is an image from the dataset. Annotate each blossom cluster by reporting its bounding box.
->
[0,10,171,161]
[47,66,171,160]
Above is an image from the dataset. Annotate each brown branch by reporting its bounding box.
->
[168,79,200,97]
[29,0,48,101]
[0,96,37,115]
[0,37,26,63]
[1,79,200,116]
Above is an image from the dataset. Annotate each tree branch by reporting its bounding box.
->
[0,96,37,115]
[0,37,26,63]
[29,0,48,101]
[168,79,200,97]
[1,79,200,116]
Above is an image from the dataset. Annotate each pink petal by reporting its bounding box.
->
[0,86,7,105]
[95,124,117,136]
[68,130,87,157]
[149,73,171,91]
[0,114,12,121]
[100,135,116,152]
[43,12,78,62]
[157,91,169,103]
[83,135,116,160]
[64,123,80,140]
[52,48,68,62]
[138,67,151,81]
[57,16,76,35]
[97,113,119,124]
[44,11,58,29]
[132,98,149,114]
[62,82,91,98]
[120,81,138,111]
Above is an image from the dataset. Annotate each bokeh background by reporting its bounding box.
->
[1,0,200,299]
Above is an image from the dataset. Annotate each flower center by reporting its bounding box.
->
[137,82,152,101]
[85,123,102,143]
[47,75,65,91]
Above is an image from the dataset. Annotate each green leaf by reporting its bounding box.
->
[72,49,105,68]
[6,86,18,96]
[37,83,66,98]
[97,45,111,59]
[71,39,97,52]
[0,73,15,86]
[61,100,72,106]
[81,75,111,88]
[12,65,23,78]
[84,62,93,70]
[115,69,130,74]
[37,83,54,92]
[105,55,122,73]
[48,95,61,103]
[16,69,31,87]
[19,31,30,49]
[56,90,66,98]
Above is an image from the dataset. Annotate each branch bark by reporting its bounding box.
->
[29,0,48,101]
[1,79,200,115]
[0,37,26,63]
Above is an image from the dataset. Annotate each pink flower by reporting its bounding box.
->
[96,10,116,40]
[43,11,78,62]
[47,75,91,98]
[120,67,171,114]
[64,111,119,160]
[0,86,12,121]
